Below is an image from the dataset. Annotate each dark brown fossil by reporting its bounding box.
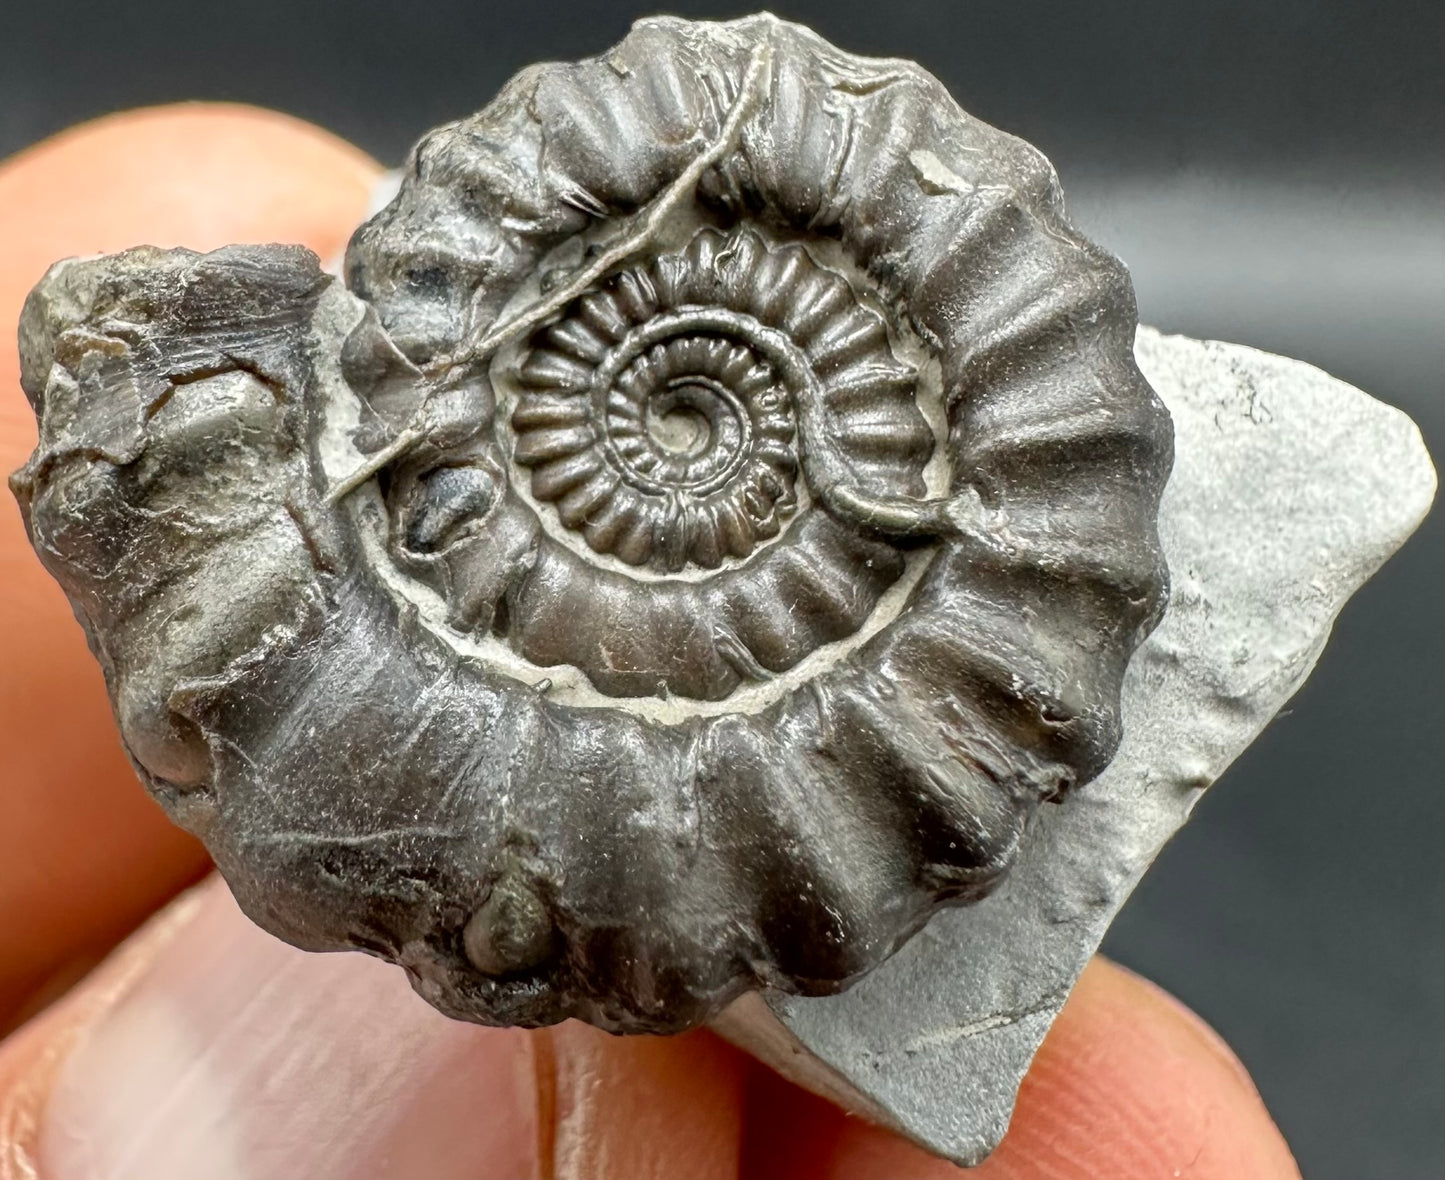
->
[10,15,1172,1032]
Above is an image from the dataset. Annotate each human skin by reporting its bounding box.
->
[0,105,1301,1180]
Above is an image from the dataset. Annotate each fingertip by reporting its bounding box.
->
[979,957,1299,1180]
[14,880,539,1180]
[0,888,207,1180]
[741,958,1300,1180]
[0,102,380,278]
[4,875,752,1180]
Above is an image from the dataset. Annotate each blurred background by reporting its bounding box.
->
[2,1,1440,1174]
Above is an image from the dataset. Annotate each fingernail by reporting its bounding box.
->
[36,878,541,1180]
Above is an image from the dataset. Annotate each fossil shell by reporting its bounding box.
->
[10,15,1171,1032]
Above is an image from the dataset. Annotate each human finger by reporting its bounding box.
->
[0,869,1298,1180]
[737,957,1301,1180]
[0,876,749,1180]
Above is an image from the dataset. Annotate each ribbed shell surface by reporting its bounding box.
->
[11,15,1171,1031]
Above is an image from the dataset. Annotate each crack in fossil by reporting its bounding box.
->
[326,38,775,503]
[324,31,1000,552]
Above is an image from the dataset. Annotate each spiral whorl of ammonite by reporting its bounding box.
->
[15,15,1174,1036]
[511,228,926,574]
[317,14,1170,1026]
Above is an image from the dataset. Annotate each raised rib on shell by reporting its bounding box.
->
[11,15,1172,1033]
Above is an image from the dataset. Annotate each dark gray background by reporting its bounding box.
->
[2,2,1440,1175]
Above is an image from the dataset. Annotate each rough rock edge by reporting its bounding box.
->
[714,325,1438,1165]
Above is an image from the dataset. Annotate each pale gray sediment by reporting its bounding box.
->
[715,326,1437,1165]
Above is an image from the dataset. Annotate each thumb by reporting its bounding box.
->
[0,877,749,1180]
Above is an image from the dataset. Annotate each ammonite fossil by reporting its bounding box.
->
[11,15,1172,1032]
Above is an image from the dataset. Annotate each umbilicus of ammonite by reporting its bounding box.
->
[10,14,1171,1032]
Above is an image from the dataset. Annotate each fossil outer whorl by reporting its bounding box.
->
[10,15,1172,1033]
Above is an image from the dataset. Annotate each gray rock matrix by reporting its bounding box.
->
[716,326,1436,1164]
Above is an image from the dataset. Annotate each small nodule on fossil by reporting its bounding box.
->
[462,870,557,976]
